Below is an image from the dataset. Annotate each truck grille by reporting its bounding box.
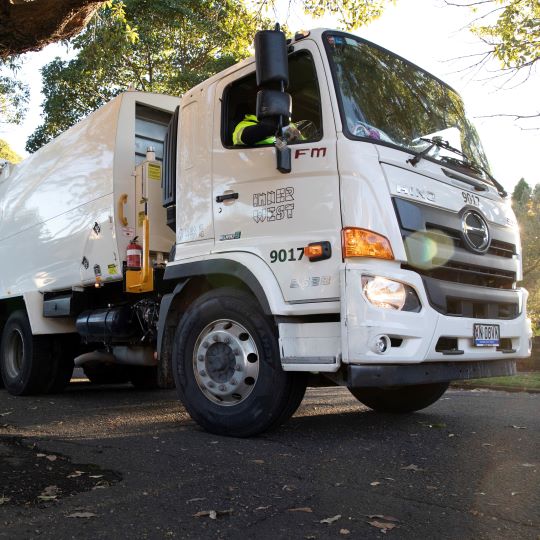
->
[393,197,520,319]
[425,225,515,260]
[403,260,515,290]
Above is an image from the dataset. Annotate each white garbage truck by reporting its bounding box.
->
[0,28,531,436]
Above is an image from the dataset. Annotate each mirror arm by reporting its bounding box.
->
[274,79,291,174]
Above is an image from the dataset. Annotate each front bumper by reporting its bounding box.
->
[341,260,532,365]
[347,359,516,388]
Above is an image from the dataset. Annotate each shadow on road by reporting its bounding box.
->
[0,385,538,539]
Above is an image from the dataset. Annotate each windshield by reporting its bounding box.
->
[324,32,493,179]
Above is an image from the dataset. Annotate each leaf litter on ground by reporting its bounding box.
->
[66,512,97,519]
[38,485,60,501]
[193,508,233,519]
[367,515,400,534]
[320,514,341,524]
[401,464,424,472]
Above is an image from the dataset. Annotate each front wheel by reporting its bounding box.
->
[172,288,307,437]
[349,382,449,413]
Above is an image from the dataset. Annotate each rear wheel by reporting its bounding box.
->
[349,383,449,413]
[44,335,76,393]
[173,288,307,437]
[0,311,57,396]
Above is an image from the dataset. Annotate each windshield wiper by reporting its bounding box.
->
[406,137,441,166]
[408,137,507,197]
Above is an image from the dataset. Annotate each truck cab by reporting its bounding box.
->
[159,29,530,435]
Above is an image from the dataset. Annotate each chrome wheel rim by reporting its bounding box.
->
[5,329,24,379]
[193,319,259,406]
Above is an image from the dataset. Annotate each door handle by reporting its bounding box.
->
[216,192,239,203]
[117,193,128,226]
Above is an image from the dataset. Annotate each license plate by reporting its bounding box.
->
[473,323,500,347]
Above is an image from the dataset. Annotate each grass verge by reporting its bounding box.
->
[453,372,540,392]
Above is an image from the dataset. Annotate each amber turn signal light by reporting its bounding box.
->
[304,241,332,262]
[342,228,394,260]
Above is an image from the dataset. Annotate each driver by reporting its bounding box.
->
[233,114,313,146]
[232,114,276,146]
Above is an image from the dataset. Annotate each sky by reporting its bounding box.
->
[1,0,538,194]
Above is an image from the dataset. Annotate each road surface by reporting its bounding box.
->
[0,383,538,539]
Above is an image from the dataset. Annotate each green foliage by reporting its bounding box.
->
[512,178,540,334]
[300,0,394,30]
[0,138,22,162]
[255,0,394,31]
[512,177,532,208]
[0,59,29,124]
[472,0,540,71]
[27,0,260,152]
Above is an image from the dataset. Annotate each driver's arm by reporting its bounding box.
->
[238,119,276,145]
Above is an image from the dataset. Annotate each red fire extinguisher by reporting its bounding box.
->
[127,236,142,270]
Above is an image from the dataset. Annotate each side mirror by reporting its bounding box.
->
[254,30,289,87]
[256,90,291,123]
[254,26,292,174]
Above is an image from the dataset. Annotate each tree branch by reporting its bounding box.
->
[476,112,540,120]
[443,0,494,7]
[0,0,105,59]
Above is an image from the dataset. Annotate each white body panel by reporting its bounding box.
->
[167,251,340,316]
[175,87,214,249]
[209,39,342,304]
[0,92,179,333]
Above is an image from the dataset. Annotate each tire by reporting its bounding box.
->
[349,382,449,413]
[129,366,159,390]
[83,363,130,385]
[268,371,308,431]
[172,288,307,437]
[0,311,56,396]
[44,335,76,394]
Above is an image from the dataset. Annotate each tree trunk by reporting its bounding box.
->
[0,0,105,59]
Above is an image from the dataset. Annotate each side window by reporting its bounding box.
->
[222,72,257,147]
[288,51,323,141]
[221,51,323,147]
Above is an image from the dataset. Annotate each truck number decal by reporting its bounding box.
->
[462,191,480,207]
[270,248,304,263]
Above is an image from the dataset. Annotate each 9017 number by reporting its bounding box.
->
[462,191,480,207]
[270,248,304,263]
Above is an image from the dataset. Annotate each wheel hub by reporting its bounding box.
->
[193,320,259,406]
[5,329,24,380]
[205,342,236,382]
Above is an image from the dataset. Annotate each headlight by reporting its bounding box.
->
[362,276,421,312]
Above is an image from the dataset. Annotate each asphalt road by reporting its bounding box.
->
[0,382,538,539]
